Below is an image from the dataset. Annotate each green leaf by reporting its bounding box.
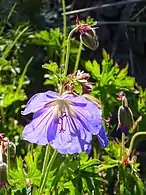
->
[96,163,118,173]
[64,181,80,195]
[1,87,26,108]
[9,157,25,192]
[133,172,144,195]
[85,60,100,79]
[79,152,89,164]
[82,177,94,194]
[67,161,78,173]
[24,147,42,186]
[35,30,50,41]
[2,26,29,59]
[80,159,99,170]
[102,49,109,61]
[32,187,39,195]
[93,60,100,77]
[105,141,121,160]
[42,62,58,73]
[30,28,62,48]
[85,50,135,120]
[44,74,59,86]
[51,161,66,189]
[15,57,33,95]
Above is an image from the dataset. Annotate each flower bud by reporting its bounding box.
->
[0,162,7,188]
[80,28,99,50]
[76,16,99,50]
[117,105,134,133]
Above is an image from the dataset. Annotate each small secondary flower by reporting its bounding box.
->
[22,91,108,154]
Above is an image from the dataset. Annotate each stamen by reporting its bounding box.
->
[59,112,67,133]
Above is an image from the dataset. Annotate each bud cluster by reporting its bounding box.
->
[63,70,93,95]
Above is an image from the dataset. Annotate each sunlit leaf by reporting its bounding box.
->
[42,62,58,73]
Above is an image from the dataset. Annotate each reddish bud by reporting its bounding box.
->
[76,17,99,50]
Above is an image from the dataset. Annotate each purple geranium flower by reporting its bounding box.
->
[21,91,108,154]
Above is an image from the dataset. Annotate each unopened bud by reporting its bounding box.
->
[80,28,99,50]
[117,105,134,133]
[76,16,99,50]
[0,162,7,188]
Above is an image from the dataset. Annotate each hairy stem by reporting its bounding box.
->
[61,0,67,65]
[121,133,125,160]
[74,41,82,73]
[7,141,10,174]
[40,144,51,186]
[128,132,146,156]
[64,27,77,76]
[39,150,58,194]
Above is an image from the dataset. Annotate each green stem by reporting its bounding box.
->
[39,150,58,194]
[93,145,97,159]
[74,41,82,73]
[119,133,125,194]
[119,169,124,195]
[121,133,125,160]
[61,0,67,65]
[64,27,77,76]
[0,106,5,125]
[122,96,128,107]
[7,141,10,174]
[15,57,33,96]
[50,160,65,192]
[128,132,146,156]
[40,144,51,185]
